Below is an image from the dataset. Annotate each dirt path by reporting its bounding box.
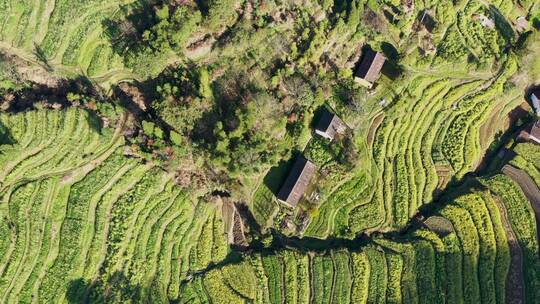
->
[367,112,384,148]
[328,252,338,304]
[492,195,525,304]
[502,165,540,247]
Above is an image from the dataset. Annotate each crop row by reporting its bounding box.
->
[368,76,477,229]
[0,109,229,302]
[297,0,524,237]
[483,174,540,302]
[0,0,130,78]
[342,53,518,235]
[182,250,350,304]
[0,109,120,190]
[182,178,526,304]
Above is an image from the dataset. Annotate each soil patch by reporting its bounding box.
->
[475,103,531,172]
[366,112,384,148]
[492,195,525,304]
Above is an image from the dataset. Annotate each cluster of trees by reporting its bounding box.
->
[126,63,309,190]
[194,73,289,177]
[99,0,400,198]
[125,118,189,174]
[122,4,201,77]
[107,0,240,78]
[207,96,287,175]
[152,64,212,134]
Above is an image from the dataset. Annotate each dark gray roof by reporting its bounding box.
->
[315,111,345,140]
[354,49,386,84]
[277,157,316,207]
[418,10,436,32]
[533,88,540,99]
[531,121,540,139]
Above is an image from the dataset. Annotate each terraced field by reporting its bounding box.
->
[1,0,540,302]
[302,54,523,238]
[242,0,538,239]
[0,109,228,302]
[181,174,540,304]
[0,0,136,84]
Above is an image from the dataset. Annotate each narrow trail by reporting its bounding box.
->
[492,195,525,304]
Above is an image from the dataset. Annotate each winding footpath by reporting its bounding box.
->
[492,196,525,304]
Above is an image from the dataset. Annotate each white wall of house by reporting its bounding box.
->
[354,77,373,88]
[529,134,540,144]
[315,129,333,140]
[531,93,540,115]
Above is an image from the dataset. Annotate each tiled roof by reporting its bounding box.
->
[315,111,345,140]
[277,157,316,207]
[355,49,386,84]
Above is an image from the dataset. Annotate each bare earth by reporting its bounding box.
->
[492,195,525,304]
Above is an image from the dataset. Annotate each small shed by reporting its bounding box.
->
[277,157,316,208]
[531,89,540,115]
[526,121,540,144]
[315,110,347,140]
[354,49,386,88]
[417,10,436,32]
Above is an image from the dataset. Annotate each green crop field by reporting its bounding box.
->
[0,109,228,302]
[0,0,138,86]
[1,0,540,303]
[181,175,540,303]
[245,0,537,239]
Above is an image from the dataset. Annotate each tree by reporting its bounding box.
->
[202,0,240,32]
[143,5,202,52]
[198,67,212,99]
[347,0,360,30]
[122,5,202,78]
[151,64,214,136]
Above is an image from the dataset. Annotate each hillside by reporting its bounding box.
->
[1,0,540,303]
[0,109,230,302]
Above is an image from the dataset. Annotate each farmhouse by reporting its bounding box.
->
[521,121,540,144]
[417,10,436,32]
[315,110,347,140]
[354,49,386,88]
[277,156,316,208]
[531,88,540,115]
